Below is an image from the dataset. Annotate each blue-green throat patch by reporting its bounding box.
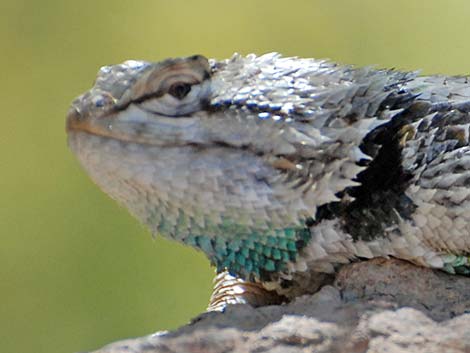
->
[184,226,312,281]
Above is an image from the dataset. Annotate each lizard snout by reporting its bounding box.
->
[65,106,83,133]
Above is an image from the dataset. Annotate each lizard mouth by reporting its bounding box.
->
[66,102,208,148]
[66,106,96,134]
[66,106,137,144]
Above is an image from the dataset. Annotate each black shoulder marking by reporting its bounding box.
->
[314,103,427,241]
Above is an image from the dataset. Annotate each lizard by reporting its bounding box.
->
[67,53,470,310]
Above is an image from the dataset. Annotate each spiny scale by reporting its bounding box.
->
[67,53,470,308]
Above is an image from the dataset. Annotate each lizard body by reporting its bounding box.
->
[67,53,470,308]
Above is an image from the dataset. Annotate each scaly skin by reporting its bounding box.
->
[67,53,470,308]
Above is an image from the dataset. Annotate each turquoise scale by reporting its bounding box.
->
[443,255,470,276]
[186,226,312,280]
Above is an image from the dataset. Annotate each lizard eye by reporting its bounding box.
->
[121,55,212,117]
[168,82,192,100]
[138,79,211,117]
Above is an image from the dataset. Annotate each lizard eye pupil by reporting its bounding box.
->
[168,82,192,100]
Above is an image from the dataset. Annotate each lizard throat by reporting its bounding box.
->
[67,130,314,281]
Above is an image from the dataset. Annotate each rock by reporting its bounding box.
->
[89,259,470,353]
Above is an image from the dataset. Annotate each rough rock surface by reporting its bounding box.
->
[89,259,470,353]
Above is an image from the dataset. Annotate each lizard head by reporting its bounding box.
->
[67,53,407,280]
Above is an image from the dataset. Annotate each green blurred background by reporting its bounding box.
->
[2,1,470,352]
